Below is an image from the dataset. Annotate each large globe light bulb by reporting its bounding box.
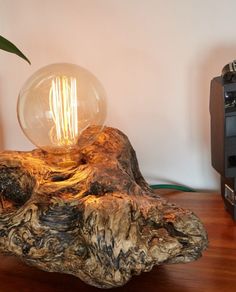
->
[17,63,107,156]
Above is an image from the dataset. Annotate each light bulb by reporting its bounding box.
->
[17,63,107,155]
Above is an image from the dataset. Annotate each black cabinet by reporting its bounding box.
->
[210,76,236,219]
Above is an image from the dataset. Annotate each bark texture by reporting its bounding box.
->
[0,127,208,288]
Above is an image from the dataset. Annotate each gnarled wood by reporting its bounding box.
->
[0,127,208,288]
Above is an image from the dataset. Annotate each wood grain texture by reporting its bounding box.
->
[0,127,207,288]
[0,191,232,292]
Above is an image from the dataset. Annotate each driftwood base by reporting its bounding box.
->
[0,127,207,288]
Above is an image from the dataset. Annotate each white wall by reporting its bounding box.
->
[1,0,236,191]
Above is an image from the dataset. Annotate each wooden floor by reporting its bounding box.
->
[0,191,236,292]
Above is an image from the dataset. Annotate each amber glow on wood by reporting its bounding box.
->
[0,127,208,288]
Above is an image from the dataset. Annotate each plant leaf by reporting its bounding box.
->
[0,35,31,65]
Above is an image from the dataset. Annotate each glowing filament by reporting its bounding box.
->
[49,76,78,146]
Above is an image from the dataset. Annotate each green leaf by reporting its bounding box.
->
[0,35,31,65]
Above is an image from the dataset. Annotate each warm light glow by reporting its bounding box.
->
[49,76,79,146]
[17,63,107,154]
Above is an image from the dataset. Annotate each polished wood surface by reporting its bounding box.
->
[1,129,207,288]
[0,191,236,292]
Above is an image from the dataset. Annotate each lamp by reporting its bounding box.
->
[17,63,106,164]
[0,63,207,288]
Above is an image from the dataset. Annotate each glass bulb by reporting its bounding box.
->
[17,63,107,155]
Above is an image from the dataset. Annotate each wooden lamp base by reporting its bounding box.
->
[0,127,207,288]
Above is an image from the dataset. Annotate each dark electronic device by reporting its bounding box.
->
[210,60,236,220]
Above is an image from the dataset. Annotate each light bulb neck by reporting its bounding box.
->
[44,151,83,169]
